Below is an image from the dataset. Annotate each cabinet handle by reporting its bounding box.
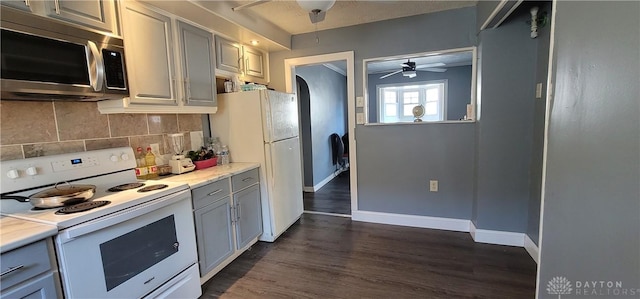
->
[245,58,250,74]
[24,0,30,7]
[241,177,253,182]
[185,77,192,102]
[207,189,223,196]
[53,0,60,14]
[0,265,24,277]
[229,206,235,224]
[236,203,241,222]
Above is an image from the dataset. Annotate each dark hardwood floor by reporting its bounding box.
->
[200,214,537,299]
[303,170,351,215]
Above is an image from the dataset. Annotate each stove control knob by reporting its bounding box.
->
[25,167,38,176]
[109,155,119,162]
[6,169,19,179]
[120,153,130,161]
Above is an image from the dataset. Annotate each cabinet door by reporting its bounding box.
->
[0,273,58,299]
[177,21,216,107]
[193,197,234,275]
[243,46,265,79]
[215,36,243,74]
[234,184,262,249]
[1,0,32,12]
[44,0,117,34]
[121,2,178,105]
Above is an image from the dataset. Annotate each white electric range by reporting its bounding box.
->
[0,147,201,299]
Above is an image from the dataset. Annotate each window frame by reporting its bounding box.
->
[376,80,448,123]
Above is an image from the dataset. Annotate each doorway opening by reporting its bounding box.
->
[284,52,357,218]
[296,71,350,216]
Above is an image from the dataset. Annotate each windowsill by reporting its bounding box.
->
[362,119,476,126]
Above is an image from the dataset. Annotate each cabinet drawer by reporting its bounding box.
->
[0,240,52,291]
[232,168,260,191]
[191,178,230,210]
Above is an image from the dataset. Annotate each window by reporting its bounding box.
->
[377,80,447,123]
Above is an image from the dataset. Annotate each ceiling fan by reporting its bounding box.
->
[379,60,447,79]
[232,0,336,24]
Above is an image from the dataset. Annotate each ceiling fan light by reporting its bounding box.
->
[402,70,417,78]
[296,0,336,13]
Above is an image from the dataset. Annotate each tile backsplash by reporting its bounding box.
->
[0,101,205,161]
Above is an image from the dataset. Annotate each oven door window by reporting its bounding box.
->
[100,215,178,291]
[0,29,90,85]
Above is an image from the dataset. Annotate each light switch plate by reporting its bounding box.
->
[356,96,365,108]
[535,83,543,99]
[356,112,365,124]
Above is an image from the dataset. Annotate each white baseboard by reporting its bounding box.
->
[470,222,525,247]
[524,234,539,264]
[304,210,351,218]
[349,210,537,263]
[304,168,346,193]
[351,210,470,232]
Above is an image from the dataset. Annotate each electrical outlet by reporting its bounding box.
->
[429,180,438,192]
[356,112,365,124]
[150,143,160,155]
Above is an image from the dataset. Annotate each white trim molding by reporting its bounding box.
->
[524,234,539,264]
[352,210,471,232]
[304,168,347,193]
[469,222,525,247]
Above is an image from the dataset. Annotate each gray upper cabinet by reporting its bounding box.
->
[120,1,177,106]
[44,0,118,35]
[234,184,262,249]
[243,46,265,79]
[1,1,32,12]
[215,36,269,84]
[177,21,216,107]
[215,36,243,74]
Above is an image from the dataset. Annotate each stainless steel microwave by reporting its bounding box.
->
[1,9,128,101]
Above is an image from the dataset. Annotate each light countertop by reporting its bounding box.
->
[0,216,57,253]
[155,162,260,188]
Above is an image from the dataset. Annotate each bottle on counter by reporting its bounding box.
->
[220,145,230,165]
[135,147,148,180]
[145,146,158,179]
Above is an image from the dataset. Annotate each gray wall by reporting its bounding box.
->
[270,7,477,217]
[357,123,475,219]
[367,66,472,122]
[475,1,501,32]
[538,1,640,296]
[296,65,347,187]
[473,6,537,232]
[526,2,552,247]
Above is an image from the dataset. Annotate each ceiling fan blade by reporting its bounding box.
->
[422,68,447,72]
[380,70,402,79]
[415,62,446,69]
[232,0,271,11]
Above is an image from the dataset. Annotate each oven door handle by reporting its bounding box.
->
[57,189,189,243]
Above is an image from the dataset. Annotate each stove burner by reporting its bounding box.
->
[55,201,110,214]
[108,183,145,192]
[137,184,168,192]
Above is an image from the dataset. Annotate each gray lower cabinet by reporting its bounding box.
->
[0,239,60,299]
[193,196,234,275]
[191,168,262,280]
[234,184,262,249]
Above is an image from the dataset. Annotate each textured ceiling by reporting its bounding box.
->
[233,0,477,35]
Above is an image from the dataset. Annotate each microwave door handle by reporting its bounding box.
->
[87,41,104,92]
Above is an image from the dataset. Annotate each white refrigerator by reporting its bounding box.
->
[210,90,303,242]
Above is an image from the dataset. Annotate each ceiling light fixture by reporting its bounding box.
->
[296,0,335,43]
[250,40,259,46]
